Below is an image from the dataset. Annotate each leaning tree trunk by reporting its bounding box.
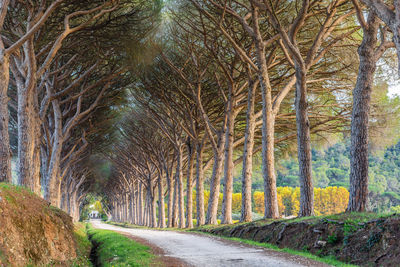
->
[295,66,314,217]
[222,94,236,224]
[31,89,41,195]
[348,13,379,212]
[206,131,226,225]
[0,51,12,183]
[196,142,205,226]
[47,99,63,204]
[241,80,257,222]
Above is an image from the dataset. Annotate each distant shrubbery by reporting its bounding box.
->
[192,186,349,218]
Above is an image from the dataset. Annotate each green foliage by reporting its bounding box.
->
[327,234,339,245]
[390,205,400,213]
[266,140,400,212]
[87,226,155,267]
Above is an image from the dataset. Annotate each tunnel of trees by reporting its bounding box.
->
[1,0,400,226]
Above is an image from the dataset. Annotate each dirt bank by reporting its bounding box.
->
[0,183,77,266]
[195,213,400,266]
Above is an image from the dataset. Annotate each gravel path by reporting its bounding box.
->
[91,220,331,267]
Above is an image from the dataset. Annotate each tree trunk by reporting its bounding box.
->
[295,66,314,217]
[125,193,130,223]
[222,94,235,224]
[186,141,195,228]
[177,145,185,228]
[158,175,166,228]
[131,192,137,224]
[16,41,39,192]
[148,188,157,227]
[144,193,149,226]
[134,188,139,224]
[206,131,226,225]
[172,175,179,227]
[348,13,379,212]
[47,99,63,205]
[196,142,205,226]
[138,183,144,225]
[252,6,279,219]
[166,170,174,227]
[0,51,12,183]
[241,79,257,222]
[31,89,41,195]
[17,87,36,189]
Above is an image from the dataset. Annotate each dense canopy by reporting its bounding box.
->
[0,0,400,227]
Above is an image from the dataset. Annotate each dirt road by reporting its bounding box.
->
[91,220,330,267]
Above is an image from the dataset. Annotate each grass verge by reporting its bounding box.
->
[87,224,156,267]
[72,222,93,267]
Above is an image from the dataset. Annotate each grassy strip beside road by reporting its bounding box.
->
[73,223,93,267]
[87,224,156,267]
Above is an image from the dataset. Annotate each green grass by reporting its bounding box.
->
[87,224,156,267]
[72,223,93,267]
[0,182,34,195]
[0,182,35,206]
[226,212,397,228]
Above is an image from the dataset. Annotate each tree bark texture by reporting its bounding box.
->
[252,6,279,219]
[177,146,185,228]
[206,131,226,225]
[196,142,205,226]
[222,95,235,224]
[0,51,12,183]
[295,67,314,217]
[167,170,174,227]
[348,13,379,212]
[158,175,166,228]
[241,80,257,222]
[186,142,195,228]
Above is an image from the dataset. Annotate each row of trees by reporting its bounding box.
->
[109,186,349,225]
[102,0,400,227]
[0,0,158,221]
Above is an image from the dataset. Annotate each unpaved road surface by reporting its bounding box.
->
[91,220,330,267]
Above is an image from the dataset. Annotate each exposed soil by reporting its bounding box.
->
[0,184,77,266]
[195,214,400,266]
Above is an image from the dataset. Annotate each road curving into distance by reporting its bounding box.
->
[91,220,331,267]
